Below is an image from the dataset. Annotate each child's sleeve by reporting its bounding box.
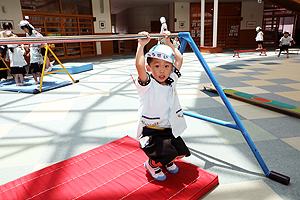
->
[33,30,47,46]
[136,73,151,95]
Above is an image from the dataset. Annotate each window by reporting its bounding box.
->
[61,0,92,15]
[21,0,92,15]
[21,0,60,13]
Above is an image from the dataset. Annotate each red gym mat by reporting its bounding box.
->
[0,136,218,200]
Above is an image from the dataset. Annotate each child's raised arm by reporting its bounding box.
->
[162,31,183,71]
[135,31,150,83]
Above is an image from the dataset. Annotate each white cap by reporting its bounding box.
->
[256,26,261,31]
[18,20,35,29]
[160,17,166,24]
[145,45,175,64]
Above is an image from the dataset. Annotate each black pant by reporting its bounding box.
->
[140,127,191,165]
[0,59,8,79]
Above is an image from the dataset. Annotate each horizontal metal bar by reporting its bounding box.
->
[0,33,178,45]
[183,111,239,130]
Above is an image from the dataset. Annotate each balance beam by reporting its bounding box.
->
[233,49,267,58]
[204,85,300,119]
[0,34,178,45]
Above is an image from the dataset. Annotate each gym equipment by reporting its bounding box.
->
[178,32,290,185]
[51,63,93,74]
[0,56,14,78]
[0,32,290,185]
[0,136,219,200]
[0,78,72,94]
[233,48,267,58]
[0,33,178,45]
[204,85,300,119]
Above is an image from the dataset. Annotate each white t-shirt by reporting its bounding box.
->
[26,30,45,63]
[173,40,180,49]
[160,23,168,34]
[280,36,293,45]
[7,47,27,67]
[256,31,263,41]
[136,71,187,138]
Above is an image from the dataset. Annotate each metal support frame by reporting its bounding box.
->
[0,56,14,79]
[178,32,289,185]
[39,45,78,93]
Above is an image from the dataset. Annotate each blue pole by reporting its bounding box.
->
[178,32,271,176]
[178,36,187,55]
[183,111,239,130]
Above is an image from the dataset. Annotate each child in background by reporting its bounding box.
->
[0,29,8,81]
[135,31,190,181]
[160,17,168,34]
[172,37,180,49]
[35,27,54,73]
[19,20,45,85]
[255,26,264,49]
[3,22,27,86]
[278,31,296,58]
[158,17,168,44]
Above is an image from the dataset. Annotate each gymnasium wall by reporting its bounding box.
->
[0,0,24,34]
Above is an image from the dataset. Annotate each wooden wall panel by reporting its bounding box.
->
[239,30,257,48]
[100,41,114,55]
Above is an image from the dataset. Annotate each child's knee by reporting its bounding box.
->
[176,155,185,159]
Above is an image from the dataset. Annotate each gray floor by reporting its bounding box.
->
[0,48,299,199]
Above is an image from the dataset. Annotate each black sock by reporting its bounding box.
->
[166,162,173,167]
[148,159,156,168]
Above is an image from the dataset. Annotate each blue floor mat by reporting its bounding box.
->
[51,63,93,74]
[0,79,72,94]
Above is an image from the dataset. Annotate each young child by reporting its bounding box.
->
[278,31,296,58]
[160,17,168,34]
[135,31,190,181]
[18,20,46,85]
[0,28,9,81]
[3,22,27,86]
[172,37,180,49]
[255,26,264,49]
[158,17,168,44]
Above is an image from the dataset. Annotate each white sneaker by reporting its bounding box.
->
[144,160,166,181]
[47,65,52,72]
[32,81,40,85]
[165,162,179,174]
[47,61,54,72]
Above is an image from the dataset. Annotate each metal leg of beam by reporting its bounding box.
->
[39,46,49,92]
[178,32,272,178]
[47,46,78,83]
[178,37,187,55]
[0,56,14,78]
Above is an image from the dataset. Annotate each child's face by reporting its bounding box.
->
[4,28,13,35]
[284,33,289,37]
[147,58,174,85]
